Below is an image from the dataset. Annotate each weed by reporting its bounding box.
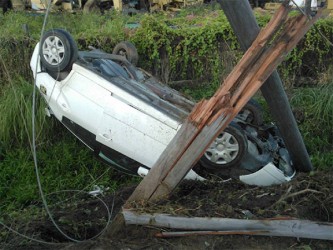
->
[290,82,333,169]
[0,77,53,147]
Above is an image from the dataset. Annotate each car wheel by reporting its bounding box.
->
[112,41,139,66]
[200,123,248,171]
[40,29,78,72]
[237,99,263,126]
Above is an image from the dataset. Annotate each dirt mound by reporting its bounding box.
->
[141,171,333,222]
[1,171,332,249]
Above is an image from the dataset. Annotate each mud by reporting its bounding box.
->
[1,171,332,249]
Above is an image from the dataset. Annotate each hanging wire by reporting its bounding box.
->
[29,0,114,243]
[31,0,83,243]
[1,4,115,245]
[290,0,333,47]
[0,190,114,245]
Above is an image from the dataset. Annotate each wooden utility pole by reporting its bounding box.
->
[218,0,313,172]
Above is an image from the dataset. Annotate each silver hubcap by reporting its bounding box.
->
[204,132,239,165]
[118,49,127,58]
[42,36,65,66]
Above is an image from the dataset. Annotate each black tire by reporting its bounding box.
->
[237,99,263,126]
[112,41,139,66]
[200,122,248,171]
[40,29,78,73]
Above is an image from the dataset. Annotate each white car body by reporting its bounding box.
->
[31,37,294,185]
[31,43,204,180]
[32,59,175,168]
[290,0,318,8]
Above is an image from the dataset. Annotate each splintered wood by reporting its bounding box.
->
[125,2,321,204]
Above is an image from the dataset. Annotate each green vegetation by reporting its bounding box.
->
[290,81,333,169]
[0,135,139,212]
[0,6,332,221]
[0,78,51,146]
[1,7,332,86]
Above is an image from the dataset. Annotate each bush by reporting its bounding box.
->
[1,8,332,87]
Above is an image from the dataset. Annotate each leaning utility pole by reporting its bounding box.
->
[218,0,313,172]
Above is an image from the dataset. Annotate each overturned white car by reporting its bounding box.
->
[31,29,295,186]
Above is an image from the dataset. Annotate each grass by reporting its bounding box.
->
[290,82,333,170]
[0,77,52,147]
[0,134,140,212]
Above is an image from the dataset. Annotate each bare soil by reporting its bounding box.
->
[1,170,333,250]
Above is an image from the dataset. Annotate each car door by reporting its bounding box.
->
[96,94,177,168]
[58,69,108,136]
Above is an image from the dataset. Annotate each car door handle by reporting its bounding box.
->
[99,133,111,141]
[60,103,69,112]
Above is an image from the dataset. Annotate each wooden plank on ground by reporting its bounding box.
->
[123,211,333,241]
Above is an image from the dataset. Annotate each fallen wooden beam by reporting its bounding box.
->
[155,230,270,238]
[123,211,333,241]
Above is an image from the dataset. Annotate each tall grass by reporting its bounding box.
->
[290,80,333,170]
[0,77,52,147]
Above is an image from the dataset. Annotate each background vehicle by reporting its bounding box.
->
[0,0,115,13]
[31,29,294,185]
[258,0,332,15]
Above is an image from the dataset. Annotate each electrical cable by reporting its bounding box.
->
[29,0,115,244]
[32,0,83,243]
[290,0,333,47]
[0,221,67,246]
[1,9,115,246]
[47,168,111,207]
[0,190,114,245]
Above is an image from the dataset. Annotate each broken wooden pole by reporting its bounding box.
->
[218,0,313,172]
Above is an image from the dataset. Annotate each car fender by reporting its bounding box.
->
[239,162,296,186]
